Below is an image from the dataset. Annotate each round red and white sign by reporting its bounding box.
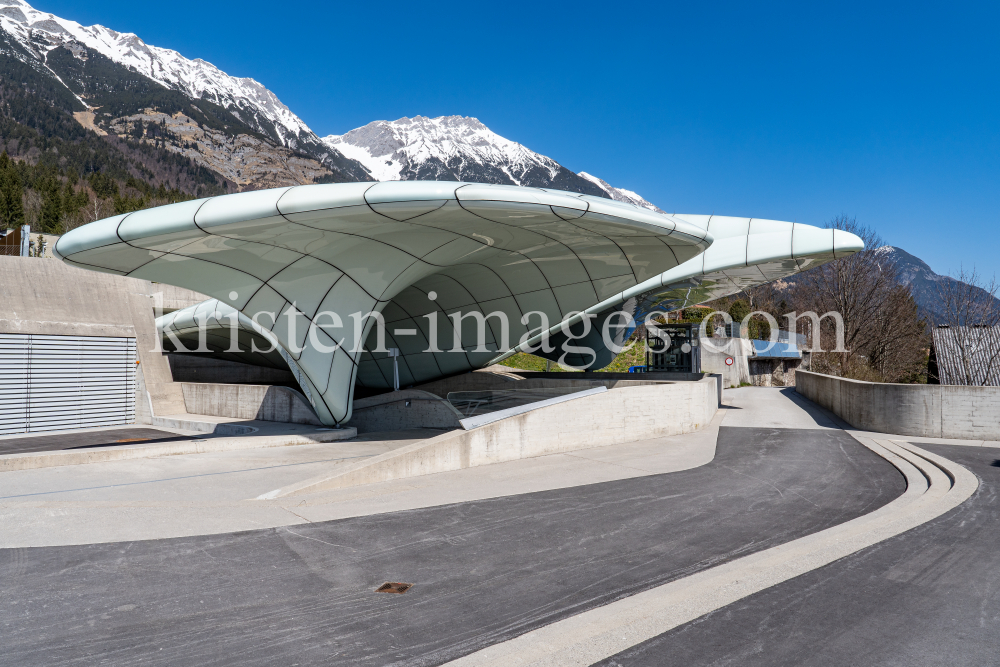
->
[725,356,734,366]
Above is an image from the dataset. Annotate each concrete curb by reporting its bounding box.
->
[0,427,358,472]
[441,434,978,667]
[854,430,1000,450]
[151,416,257,434]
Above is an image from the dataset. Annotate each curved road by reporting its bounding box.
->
[599,443,1000,667]
[1,421,902,666]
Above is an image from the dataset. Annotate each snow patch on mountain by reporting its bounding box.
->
[0,0,313,147]
[323,116,659,205]
[323,115,572,185]
[577,172,664,213]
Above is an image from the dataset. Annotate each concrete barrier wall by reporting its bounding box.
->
[0,256,186,417]
[367,372,710,435]
[415,372,677,397]
[180,383,322,425]
[349,389,465,433]
[701,338,752,388]
[153,284,211,312]
[279,377,719,495]
[796,370,1000,439]
[167,355,297,386]
[415,369,723,406]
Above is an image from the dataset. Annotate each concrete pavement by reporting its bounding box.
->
[0,418,358,473]
[0,426,197,455]
[0,388,907,666]
[0,430,431,546]
[0,396,730,547]
[0,387,816,550]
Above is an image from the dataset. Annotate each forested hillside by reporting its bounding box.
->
[0,30,228,234]
[0,20,371,235]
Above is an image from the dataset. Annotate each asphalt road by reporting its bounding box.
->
[0,427,194,455]
[599,443,1000,667]
[0,426,903,666]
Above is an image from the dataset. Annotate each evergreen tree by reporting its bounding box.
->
[0,152,24,230]
[6,173,24,229]
[113,194,146,215]
[39,184,62,235]
[88,172,118,199]
[75,188,90,212]
[61,180,80,217]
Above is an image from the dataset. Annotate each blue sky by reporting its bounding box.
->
[44,0,1000,278]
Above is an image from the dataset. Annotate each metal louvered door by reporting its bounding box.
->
[0,334,29,435]
[0,334,136,435]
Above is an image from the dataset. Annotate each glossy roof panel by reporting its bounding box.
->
[56,182,862,426]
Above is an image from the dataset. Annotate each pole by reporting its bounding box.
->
[389,348,400,391]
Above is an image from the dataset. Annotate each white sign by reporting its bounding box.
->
[725,356,734,366]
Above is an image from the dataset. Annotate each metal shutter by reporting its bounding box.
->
[0,334,136,435]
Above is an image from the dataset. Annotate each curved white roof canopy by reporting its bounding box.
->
[54,181,862,425]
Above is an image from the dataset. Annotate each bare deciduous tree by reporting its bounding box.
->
[932,267,1000,386]
[864,284,929,382]
[87,196,113,224]
[22,189,41,232]
[789,216,928,382]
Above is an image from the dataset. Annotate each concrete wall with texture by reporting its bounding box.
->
[796,370,1000,439]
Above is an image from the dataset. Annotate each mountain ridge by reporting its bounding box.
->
[1,4,985,326]
[323,115,609,197]
[0,0,309,145]
[577,172,664,212]
[879,246,1000,321]
[0,0,372,183]
[0,1,658,204]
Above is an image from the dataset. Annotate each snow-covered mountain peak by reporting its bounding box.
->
[0,5,662,203]
[0,0,314,147]
[323,115,567,183]
[578,172,665,213]
[322,115,665,206]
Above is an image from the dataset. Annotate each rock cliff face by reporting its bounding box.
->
[106,111,330,189]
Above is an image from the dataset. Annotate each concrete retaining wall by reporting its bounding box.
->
[349,389,465,433]
[701,338,752,388]
[415,371,675,397]
[168,355,297,386]
[796,370,1000,439]
[180,383,322,425]
[0,256,185,417]
[349,375,705,434]
[416,369,723,406]
[278,377,719,496]
[152,284,211,313]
